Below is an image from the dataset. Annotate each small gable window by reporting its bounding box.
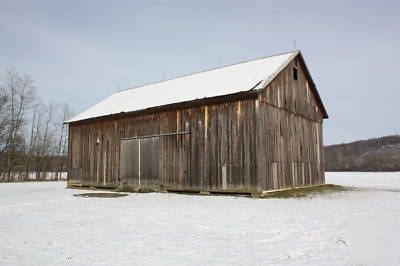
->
[293,67,298,81]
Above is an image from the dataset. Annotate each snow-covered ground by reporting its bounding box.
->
[1,172,400,266]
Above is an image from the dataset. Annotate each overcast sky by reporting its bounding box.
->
[1,0,399,145]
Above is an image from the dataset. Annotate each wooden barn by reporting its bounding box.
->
[66,51,328,194]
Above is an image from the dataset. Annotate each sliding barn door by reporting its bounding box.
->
[120,137,159,190]
[139,137,159,188]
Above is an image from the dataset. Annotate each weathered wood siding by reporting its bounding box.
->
[68,54,325,193]
[257,56,325,190]
[69,98,259,192]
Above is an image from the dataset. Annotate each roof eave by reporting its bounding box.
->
[66,90,259,125]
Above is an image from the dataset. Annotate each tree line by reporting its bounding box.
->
[324,135,400,172]
[0,70,73,181]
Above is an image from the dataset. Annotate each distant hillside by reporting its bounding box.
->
[324,135,400,171]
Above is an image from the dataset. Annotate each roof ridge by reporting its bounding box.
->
[117,50,299,93]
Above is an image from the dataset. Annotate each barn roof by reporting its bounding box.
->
[67,51,327,123]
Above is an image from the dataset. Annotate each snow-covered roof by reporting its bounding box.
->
[67,51,299,123]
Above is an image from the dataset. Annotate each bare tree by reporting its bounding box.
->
[21,103,40,181]
[0,86,9,153]
[55,104,73,180]
[0,70,73,182]
[36,103,57,180]
[0,70,36,181]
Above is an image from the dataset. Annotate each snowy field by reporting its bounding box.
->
[1,172,400,266]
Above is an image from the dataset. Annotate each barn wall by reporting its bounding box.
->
[257,55,325,191]
[68,97,259,192]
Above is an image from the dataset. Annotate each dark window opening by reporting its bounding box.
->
[293,67,298,80]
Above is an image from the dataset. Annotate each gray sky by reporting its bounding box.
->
[1,0,399,145]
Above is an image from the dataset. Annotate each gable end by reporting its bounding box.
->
[259,52,328,120]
